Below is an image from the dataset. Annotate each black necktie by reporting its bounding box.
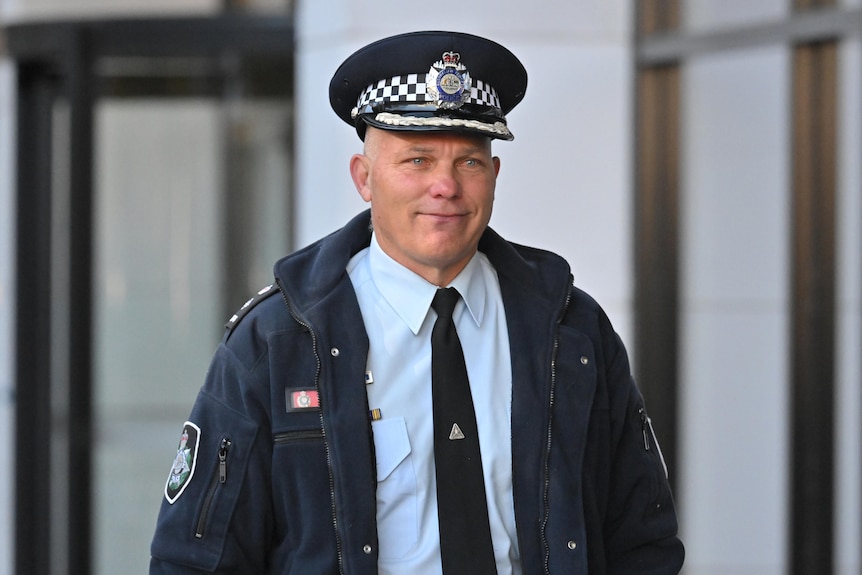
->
[430,287,497,574]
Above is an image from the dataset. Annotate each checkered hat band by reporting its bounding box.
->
[356,74,501,109]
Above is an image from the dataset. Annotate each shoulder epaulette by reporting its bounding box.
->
[225,283,281,331]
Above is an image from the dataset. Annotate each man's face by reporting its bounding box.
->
[350,127,501,286]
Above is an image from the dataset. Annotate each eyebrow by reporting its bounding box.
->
[406,143,489,155]
[407,144,435,154]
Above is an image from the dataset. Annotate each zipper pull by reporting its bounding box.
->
[218,438,231,483]
[639,408,651,451]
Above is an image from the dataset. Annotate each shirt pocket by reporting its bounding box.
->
[372,417,419,559]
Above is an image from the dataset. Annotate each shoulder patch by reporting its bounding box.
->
[164,421,201,504]
[225,283,280,331]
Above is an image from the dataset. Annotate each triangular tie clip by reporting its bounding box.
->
[449,423,465,441]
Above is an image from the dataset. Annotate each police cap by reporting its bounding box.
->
[329,31,527,141]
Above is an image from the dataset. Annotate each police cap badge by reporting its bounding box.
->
[329,31,527,141]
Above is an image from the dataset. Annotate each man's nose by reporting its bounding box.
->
[428,165,461,198]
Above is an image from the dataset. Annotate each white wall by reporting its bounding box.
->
[680,46,791,575]
[685,0,787,32]
[835,37,862,575]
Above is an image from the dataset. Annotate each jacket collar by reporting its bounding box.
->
[274,209,572,319]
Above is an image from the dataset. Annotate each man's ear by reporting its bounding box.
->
[350,154,372,202]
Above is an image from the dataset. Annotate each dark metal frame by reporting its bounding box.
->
[5,16,293,575]
[633,0,682,492]
[789,38,838,575]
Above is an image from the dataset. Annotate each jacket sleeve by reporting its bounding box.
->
[149,343,274,574]
[602,331,685,574]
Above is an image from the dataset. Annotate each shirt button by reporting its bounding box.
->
[580,356,589,365]
[331,347,340,357]
[567,540,578,550]
[363,544,373,554]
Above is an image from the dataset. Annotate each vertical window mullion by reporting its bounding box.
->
[634,0,681,489]
[789,39,838,575]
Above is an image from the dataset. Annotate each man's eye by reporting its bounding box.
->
[411,158,424,165]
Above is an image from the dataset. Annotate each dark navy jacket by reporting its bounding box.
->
[150,210,684,574]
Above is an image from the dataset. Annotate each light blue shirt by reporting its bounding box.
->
[347,234,520,575]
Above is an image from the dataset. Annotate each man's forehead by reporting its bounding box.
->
[368,127,492,150]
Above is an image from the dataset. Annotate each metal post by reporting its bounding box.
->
[65,27,94,575]
[14,60,57,575]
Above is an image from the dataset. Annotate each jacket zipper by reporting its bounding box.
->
[275,278,345,574]
[639,407,669,478]
[195,437,231,539]
[540,279,574,574]
[639,407,652,451]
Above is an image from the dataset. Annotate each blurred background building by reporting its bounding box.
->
[0,1,859,574]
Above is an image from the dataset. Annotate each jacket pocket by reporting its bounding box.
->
[638,406,668,478]
[273,428,325,444]
[371,417,418,559]
[195,436,232,539]
[637,405,671,506]
[151,391,259,572]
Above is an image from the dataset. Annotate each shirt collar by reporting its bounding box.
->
[369,233,486,335]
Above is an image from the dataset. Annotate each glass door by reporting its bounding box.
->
[8,16,294,575]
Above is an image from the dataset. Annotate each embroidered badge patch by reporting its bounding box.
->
[286,389,320,412]
[164,421,201,504]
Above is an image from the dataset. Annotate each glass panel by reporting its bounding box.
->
[51,99,72,575]
[93,101,224,575]
[222,101,294,307]
[93,93,292,574]
[679,46,791,575]
[0,60,16,575]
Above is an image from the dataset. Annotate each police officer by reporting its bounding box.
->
[150,30,684,574]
